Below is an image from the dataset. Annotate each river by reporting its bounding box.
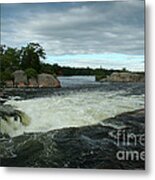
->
[1,76,145,137]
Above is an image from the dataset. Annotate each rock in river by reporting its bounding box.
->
[106,72,145,82]
[13,70,28,87]
[0,105,31,129]
[38,73,61,88]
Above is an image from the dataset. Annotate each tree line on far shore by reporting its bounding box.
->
[0,42,144,85]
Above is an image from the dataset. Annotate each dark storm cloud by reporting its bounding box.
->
[1,0,144,56]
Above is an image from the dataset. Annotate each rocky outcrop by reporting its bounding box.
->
[0,109,145,169]
[38,73,61,88]
[12,70,28,87]
[0,105,31,127]
[106,72,145,82]
[28,77,38,87]
[4,71,61,88]
[5,80,14,88]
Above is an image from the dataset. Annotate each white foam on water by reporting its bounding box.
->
[2,90,144,137]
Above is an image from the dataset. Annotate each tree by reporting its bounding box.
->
[51,63,62,75]
[25,68,37,80]
[122,67,127,72]
[0,45,21,86]
[40,63,54,74]
[0,45,20,72]
[20,43,46,72]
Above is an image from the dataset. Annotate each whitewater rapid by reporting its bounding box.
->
[2,90,144,137]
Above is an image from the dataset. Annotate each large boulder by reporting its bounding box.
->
[9,71,61,88]
[106,72,145,82]
[28,77,38,87]
[38,73,61,88]
[5,80,14,88]
[0,105,31,135]
[12,70,28,87]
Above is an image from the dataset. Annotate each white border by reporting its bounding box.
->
[0,0,155,179]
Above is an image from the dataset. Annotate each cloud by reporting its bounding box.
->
[1,1,144,55]
[1,1,144,70]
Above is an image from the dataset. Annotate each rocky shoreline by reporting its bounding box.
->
[97,72,145,83]
[2,70,61,88]
[0,109,145,169]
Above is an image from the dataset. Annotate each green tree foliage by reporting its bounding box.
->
[0,45,21,72]
[122,67,127,72]
[0,45,20,85]
[0,43,46,86]
[25,68,38,80]
[0,71,13,81]
[40,63,55,74]
[20,43,46,73]
[51,63,62,75]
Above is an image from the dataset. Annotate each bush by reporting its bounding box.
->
[25,68,38,79]
[0,71,13,81]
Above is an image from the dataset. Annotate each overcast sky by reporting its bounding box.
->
[1,0,144,71]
